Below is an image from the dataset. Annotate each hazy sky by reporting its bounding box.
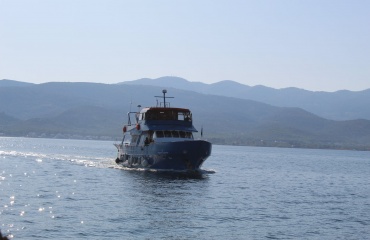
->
[1,0,369,91]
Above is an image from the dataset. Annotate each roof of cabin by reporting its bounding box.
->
[140,107,191,113]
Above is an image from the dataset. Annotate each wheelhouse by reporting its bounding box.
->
[138,108,192,122]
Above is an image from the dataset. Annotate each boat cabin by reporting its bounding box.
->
[138,107,192,122]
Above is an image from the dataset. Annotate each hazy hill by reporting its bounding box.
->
[0,112,21,125]
[122,76,370,120]
[5,106,122,137]
[1,81,370,150]
[0,79,34,87]
[122,77,249,96]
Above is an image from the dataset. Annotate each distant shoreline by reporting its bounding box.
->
[1,135,369,152]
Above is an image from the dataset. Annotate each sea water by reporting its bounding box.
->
[0,137,369,239]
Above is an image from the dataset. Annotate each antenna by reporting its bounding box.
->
[155,89,174,108]
[163,89,167,107]
[127,100,133,125]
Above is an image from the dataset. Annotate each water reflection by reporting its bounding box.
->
[113,168,214,239]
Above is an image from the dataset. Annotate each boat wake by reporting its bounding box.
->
[0,150,116,169]
[1,150,215,175]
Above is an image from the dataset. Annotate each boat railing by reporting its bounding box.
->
[157,102,171,108]
[127,111,139,126]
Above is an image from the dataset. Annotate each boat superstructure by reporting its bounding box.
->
[114,90,212,170]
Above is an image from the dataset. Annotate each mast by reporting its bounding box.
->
[163,89,167,107]
[155,89,174,108]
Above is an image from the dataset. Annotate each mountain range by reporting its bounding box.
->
[1,78,370,150]
[123,76,370,121]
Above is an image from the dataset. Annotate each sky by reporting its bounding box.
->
[1,0,369,91]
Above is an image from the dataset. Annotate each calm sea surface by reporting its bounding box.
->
[1,137,369,239]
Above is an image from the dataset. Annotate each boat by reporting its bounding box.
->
[114,89,212,171]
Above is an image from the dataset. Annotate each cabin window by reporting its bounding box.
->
[178,112,192,121]
[158,111,177,120]
[171,130,179,138]
[186,132,193,139]
[145,110,192,121]
[178,113,184,121]
[164,130,172,137]
[154,130,192,139]
[179,131,186,138]
[156,131,164,138]
[139,113,144,120]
